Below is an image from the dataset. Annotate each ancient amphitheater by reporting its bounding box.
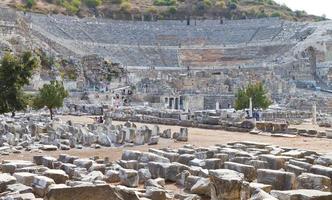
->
[1,6,332,200]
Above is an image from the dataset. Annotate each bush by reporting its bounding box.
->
[120,1,132,13]
[227,2,237,10]
[271,11,281,17]
[146,6,158,14]
[83,0,102,7]
[154,0,176,6]
[26,0,36,9]
[167,6,177,15]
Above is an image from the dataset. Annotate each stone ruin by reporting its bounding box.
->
[0,114,189,155]
[2,7,332,114]
[1,141,332,199]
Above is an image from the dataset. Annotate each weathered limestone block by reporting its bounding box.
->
[285,163,307,176]
[259,154,291,170]
[122,150,142,161]
[178,147,196,154]
[6,183,33,193]
[247,160,268,169]
[185,175,201,191]
[145,178,165,189]
[310,165,332,180]
[105,170,120,183]
[271,189,332,200]
[119,168,139,187]
[257,169,296,190]
[190,177,210,196]
[289,159,312,171]
[281,150,306,158]
[46,184,139,200]
[60,163,77,178]
[89,163,106,173]
[43,169,69,184]
[81,171,104,182]
[230,157,252,164]
[189,158,206,168]
[250,189,278,200]
[148,162,170,179]
[118,160,138,170]
[296,173,331,192]
[124,128,136,143]
[58,154,79,164]
[32,175,55,197]
[249,182,273,194]
[177,128,189,142]
[41,156,58,169]
[145,186,166,200]
[13,172,36,186]
[224,162,256,182]
[209,169,244,200]
[73,159,93,169]
[139,152,170,163]
[204,158,222,170]
[152,125,160,136]
[162,152,179,162]
[189,166,209,178]
[138,168,151,184]
[148,136,159,145]
[41,145,58,151]
[213,153,229,163]
[0,173,16,192]
[1,163,16,174]
[0,192,36,200]
[166,162,190,182]
[160,129,171,138]
[176,170,191,186]
[315,155,332,167]
[178,154,195,165]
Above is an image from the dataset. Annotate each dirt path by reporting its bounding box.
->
[2,115,332,162]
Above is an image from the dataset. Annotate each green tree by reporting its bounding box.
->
[235,82,272,110]
[0,52,40,116]
[26,0,36,9]
[33,81,68,119]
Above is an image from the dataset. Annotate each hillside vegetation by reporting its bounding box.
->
[4,0,327,21]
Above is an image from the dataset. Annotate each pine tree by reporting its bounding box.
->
[235,82,271,110]
[33,81,68,119]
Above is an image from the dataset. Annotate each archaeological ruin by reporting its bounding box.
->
[0,3,332,200]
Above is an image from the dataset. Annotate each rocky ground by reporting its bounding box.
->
[1,115,332,199]
[1,115,331,164]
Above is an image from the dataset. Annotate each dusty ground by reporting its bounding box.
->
[2,115,332,162]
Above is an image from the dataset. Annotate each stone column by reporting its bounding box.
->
[216,102,220,110]
[312,103,317,125]
[249,97,253,118]
[184,98,189,112]
[164,97,169,109]
[171,98,175,110]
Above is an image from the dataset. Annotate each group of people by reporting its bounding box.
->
[95,116,104,123]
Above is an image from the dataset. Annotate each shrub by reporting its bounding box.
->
[83,0,102,8]
[26,0,36,9]
[271,11,281,17]
[147,6,158,14]
[154,0,176,6]
[120,1,132,13]
[167,6,177,15]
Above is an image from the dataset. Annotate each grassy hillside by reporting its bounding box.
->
[5,0,327,21]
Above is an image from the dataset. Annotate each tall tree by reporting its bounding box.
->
[33,80,68,119]
[235,82,272,110]
[0,52,40,115]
